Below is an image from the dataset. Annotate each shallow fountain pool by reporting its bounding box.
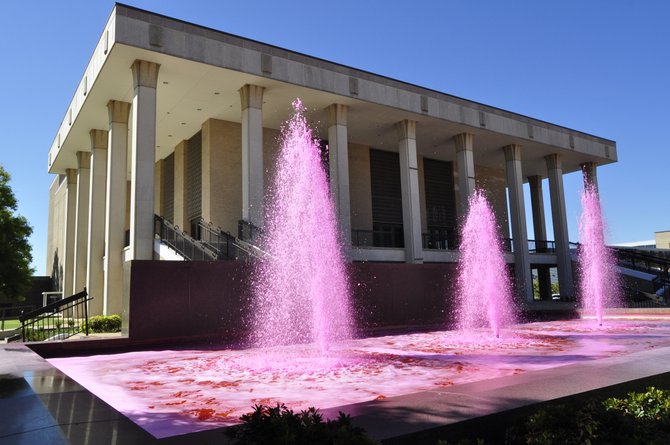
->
[48,315,670,439]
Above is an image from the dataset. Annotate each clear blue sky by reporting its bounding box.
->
[1,1,668,275]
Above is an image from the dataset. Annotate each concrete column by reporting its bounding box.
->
[62,169,78,296]
[397,119,423,264]
[173,140,188,231]
[581,161,598,192]
[104,100,130,315]
[87,130,107,316]
[454,133,475,218]
[528,175,552,300]
[504,144,532,302]
[154,159,163,216]
[129,59,160,260]
[239,84,265,229]
[546,154,574,298]
[327,104,352,247]
[72,151,91,294]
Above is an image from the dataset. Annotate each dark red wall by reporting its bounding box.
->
[128,260,458,342]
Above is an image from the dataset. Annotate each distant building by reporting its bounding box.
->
[656,231,670,250]
[46,4,616,318]
[611,240,657,249]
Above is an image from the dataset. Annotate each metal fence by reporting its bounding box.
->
[19,290,91,342]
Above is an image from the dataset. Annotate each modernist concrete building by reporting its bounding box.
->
[47,4,616,319]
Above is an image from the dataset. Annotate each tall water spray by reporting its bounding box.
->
[578,181,619,325]
[249,99,354,353]
[456,190,516,337]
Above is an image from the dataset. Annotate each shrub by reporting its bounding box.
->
[85,314,122,333]
[505,387,670,445]
[227,403,378,445]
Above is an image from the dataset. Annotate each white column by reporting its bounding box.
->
[581,161,598,192]
[72,151,91,294]
[454,133,475,217]
[130,60,160,260]
[104,100,130,315]
[239,84,265,229]
[546,154,574,298]
[62,169,77,296]
[397,119,423,264]
[504,144,532,302]
[87,129,107,316]
[327,104,352,248]
[529,175,552,300]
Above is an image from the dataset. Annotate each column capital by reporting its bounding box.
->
[107,100,131,125]
[503,144,522,162]
[66,168,77,184]
[90,129,108,150]
[453,132,474,152]
[545,153,562,170]
[528,175,543,188]
[239,84,265,110]
[327,103,348,126]
[396,119,416,140]
[76,151,91,169]
[131,60,161,89]
[581,161,598,189]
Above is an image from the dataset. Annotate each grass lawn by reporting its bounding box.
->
[0,319,21,331]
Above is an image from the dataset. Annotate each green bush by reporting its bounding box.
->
[227,403,378,445]
[504,387,670,445]
[85,314,121,333]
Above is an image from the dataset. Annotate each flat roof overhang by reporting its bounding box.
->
[48,3,617,180]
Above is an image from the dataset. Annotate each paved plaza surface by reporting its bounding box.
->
[3,314,670,444]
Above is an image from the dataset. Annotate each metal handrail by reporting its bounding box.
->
[154,215,217,261]
[19,289,91,342]
[193,218,237,260]
[238,219,262,243]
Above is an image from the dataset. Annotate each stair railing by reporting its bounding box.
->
[19,289,91,342]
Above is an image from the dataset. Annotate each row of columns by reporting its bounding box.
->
[59,62,591,309]
[60,60,160,315]
[395,128,586,303]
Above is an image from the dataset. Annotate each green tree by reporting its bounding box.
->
[0,165,33,301]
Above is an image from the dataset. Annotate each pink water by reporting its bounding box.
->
[578,182,620,325]
[248,99,354,355]
[456,190,516,337]
[48,316,670,438]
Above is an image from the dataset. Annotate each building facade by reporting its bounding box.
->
[46,4,617,317]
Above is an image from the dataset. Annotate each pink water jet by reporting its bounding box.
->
[248,99,354,356]
[455,190,516,337]
[578,181,619,325]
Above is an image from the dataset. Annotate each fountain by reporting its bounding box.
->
[248,99,354,356]
[455,189,516,337]
[43,104,664,442]
[578,179,619,325]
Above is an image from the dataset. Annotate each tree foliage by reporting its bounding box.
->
[0,165,33,301]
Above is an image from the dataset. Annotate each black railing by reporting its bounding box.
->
[238,219,262,243]
[422,227,459,250]
[154,215,217,261]
[351,229,374,247]
[529,240,556,253]
[193,218,237,260]
[614,248,670,280]
[19,290,91,342]
[351,225,404,248]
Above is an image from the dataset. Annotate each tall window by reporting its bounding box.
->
[423,158,457,249]
[370,149,403,248]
